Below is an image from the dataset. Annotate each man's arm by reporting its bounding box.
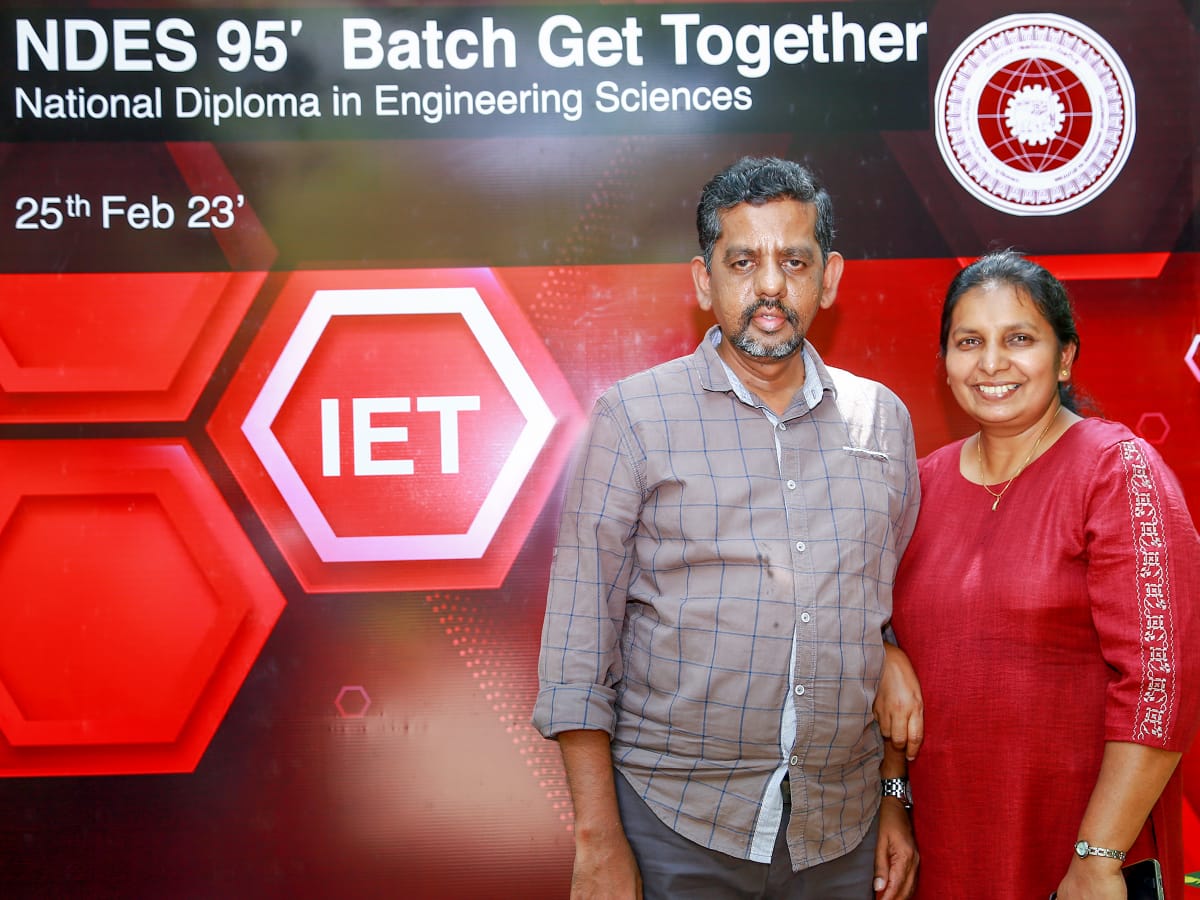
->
[873,743,917,900]
[557,729,643,900]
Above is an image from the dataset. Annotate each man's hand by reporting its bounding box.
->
[558,730,644,899]
[875,642,924,761]
[872,798,918,900]
[571,828,643,900]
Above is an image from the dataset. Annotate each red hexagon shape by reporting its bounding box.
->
[0,142,275,423]
[0,438,285,777]
[0,271,266,423]
[1135,412,1170,446]
[208,269,583,593]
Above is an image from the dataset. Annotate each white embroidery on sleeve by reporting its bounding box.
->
[1120,440,1175,742]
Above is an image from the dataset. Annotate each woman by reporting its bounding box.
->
[889,251,1200,899]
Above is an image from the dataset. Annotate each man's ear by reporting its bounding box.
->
[691,256,713,311]
[819,251,845,310]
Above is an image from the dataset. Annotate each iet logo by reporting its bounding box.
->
[210,270,582,593]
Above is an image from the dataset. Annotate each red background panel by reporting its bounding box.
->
[0,1,1197,897]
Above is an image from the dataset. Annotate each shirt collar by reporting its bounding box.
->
[697,325,833,413]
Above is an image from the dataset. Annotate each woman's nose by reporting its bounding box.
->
[980,343,1006,373]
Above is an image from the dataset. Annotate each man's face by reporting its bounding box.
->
[692,199,842,363]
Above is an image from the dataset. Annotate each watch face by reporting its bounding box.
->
[1075,841,1088,858]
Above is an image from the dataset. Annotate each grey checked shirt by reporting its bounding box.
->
[533,326,919,870]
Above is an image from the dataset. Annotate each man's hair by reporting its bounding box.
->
[696,156,836,269]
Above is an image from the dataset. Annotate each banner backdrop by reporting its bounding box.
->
[1,0,1197,896]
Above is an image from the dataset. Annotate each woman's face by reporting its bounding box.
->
[944,281,1075,434]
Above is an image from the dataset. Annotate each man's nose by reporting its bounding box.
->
[754,263,786,298]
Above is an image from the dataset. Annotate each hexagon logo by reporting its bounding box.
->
[208,269,583,594]
[0,438,286,777]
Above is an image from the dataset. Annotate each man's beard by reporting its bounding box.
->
[729,300,803,359]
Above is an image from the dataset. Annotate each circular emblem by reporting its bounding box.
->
[934,14,1136,216]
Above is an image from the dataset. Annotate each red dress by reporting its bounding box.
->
[891,418,1200,900]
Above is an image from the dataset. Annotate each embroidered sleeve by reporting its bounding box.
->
[1085,438,1200,751]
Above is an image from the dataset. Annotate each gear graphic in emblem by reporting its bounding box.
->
[1005,85,1066,146]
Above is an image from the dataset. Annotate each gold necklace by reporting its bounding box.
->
[976,407,1060,511]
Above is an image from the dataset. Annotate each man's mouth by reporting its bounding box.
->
[744,301,797,332]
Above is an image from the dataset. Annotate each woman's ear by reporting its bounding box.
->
[1058,341,1079,380]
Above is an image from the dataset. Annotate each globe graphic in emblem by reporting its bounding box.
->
[979,60,1092,173]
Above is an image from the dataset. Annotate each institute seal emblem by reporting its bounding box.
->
[934,14,1136,216]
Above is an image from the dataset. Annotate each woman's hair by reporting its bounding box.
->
[940,249,1084,413]
[696,156,835,269]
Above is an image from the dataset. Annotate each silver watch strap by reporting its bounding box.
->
[1075,840,1126,861]
[881,777,911,808]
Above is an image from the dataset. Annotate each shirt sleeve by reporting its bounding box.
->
[531,396,642,739]
[883,398,920,645]
[1084,437,1200,751]
[894,406,921,563]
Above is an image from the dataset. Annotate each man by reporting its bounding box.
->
[533,156,920,899]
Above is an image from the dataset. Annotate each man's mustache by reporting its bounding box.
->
[740,299,799,329]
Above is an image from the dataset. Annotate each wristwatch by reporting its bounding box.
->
[881,777,912,810]
[1074,840,1126,862]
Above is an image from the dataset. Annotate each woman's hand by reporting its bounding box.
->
[875,642,924,761]
[1050,857,1126,900]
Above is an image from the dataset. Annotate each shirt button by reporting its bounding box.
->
[778,423,788,431]
[786,479,797,490]
[800,612,811,624]
[794,684,806,696]
[789,755,799,766]
[795,541,806,552]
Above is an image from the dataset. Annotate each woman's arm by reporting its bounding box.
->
[875,641,924,761]
[1052,741,1181,900]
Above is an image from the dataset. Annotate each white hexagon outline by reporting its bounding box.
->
[241,287,555,562]
[1185,334,1200,385]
